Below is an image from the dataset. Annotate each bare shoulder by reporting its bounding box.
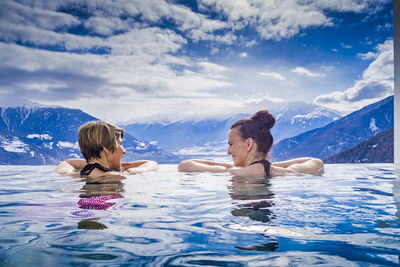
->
[269,164,296,177]
[56,161,80,176]
[228,165,265,178]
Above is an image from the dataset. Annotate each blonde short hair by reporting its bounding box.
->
[78,121,124,162]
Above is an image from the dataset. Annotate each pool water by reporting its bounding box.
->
[0,164,399,266]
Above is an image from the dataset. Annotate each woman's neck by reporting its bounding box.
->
[88,158,110,169]
[244,153,266,166]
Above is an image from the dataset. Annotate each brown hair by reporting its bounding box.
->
[230,110,275,157]
[78,121,124,162]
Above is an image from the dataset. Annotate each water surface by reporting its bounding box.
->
[0,164,399,266]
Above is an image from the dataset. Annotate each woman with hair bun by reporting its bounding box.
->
[178,110,324,177]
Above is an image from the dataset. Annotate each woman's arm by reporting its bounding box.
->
[66,158,87,169]
[271,157,324,176]
[55,158,86,175]
[178,159,233,172]
[123,160,159,174]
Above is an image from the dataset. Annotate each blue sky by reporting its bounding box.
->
[0,0,394,122]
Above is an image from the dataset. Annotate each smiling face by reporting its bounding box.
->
[106,137,126,170]
[227,127,249,167]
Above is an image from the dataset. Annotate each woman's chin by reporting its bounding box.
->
[232,161,242,167]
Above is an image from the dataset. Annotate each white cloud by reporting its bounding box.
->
[106,27,187,56]
[46,96,245,122]
[244,96,285,105]
[357,51,376,60]
[314,39,393,112]
[0,22,104,52]
[0,0,80,30]
[0,0,388,50]
[0,0,392,122]
[259,72,286,81]
[198,0,387,41]
[198,61,229,75]
[0,32,236,118]
[0,0,389,51]
[341,43,352,49]
[291,67,325,78]
[377,22,392,31]
[84,16,131,36]
[246,40,257,47]
[0,0,233,49]
[18,81,69,92]
[240,52,247,58]
[199,0,330,40]
[240,97,285,114]
[210,47,219,55]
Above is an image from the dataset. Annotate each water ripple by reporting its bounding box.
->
[0,164,399,266]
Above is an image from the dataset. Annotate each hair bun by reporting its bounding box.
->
[251,110,275,129]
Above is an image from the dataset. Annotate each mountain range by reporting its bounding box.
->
[0,96,394,165]
[123,102,341,156]
[0,107,180,165]
[272,95,394,161]
[324,128,393,163]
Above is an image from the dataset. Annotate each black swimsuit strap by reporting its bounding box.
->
[80,163,112,176]
[249,159,271,178]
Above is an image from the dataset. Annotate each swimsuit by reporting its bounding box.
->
[78,194,121,210]
[80,163,112,176]
[79,163,120,210]
[249,160,271,178]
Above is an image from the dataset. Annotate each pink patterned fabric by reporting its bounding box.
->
[78,194,121,210]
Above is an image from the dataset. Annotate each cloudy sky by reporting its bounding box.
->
[0,0,394,123]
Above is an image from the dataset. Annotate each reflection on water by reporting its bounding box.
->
[393,171,400,223]
[0,164,399,266]
[79,176,125,197]
[229,176,274,223]
[229,176,279,251]
[235,242,279,252]
[77,218,108,230]
[74,174,125,229]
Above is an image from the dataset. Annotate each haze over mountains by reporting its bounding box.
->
[0,96,394,165]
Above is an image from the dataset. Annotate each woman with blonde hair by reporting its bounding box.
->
[56,120,158,179]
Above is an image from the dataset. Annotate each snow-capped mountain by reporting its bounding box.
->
[123,103,341,156]
[272,102,341,142]
[272,95,394,161]
[0,107,181,164]
[123,114,246,157]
